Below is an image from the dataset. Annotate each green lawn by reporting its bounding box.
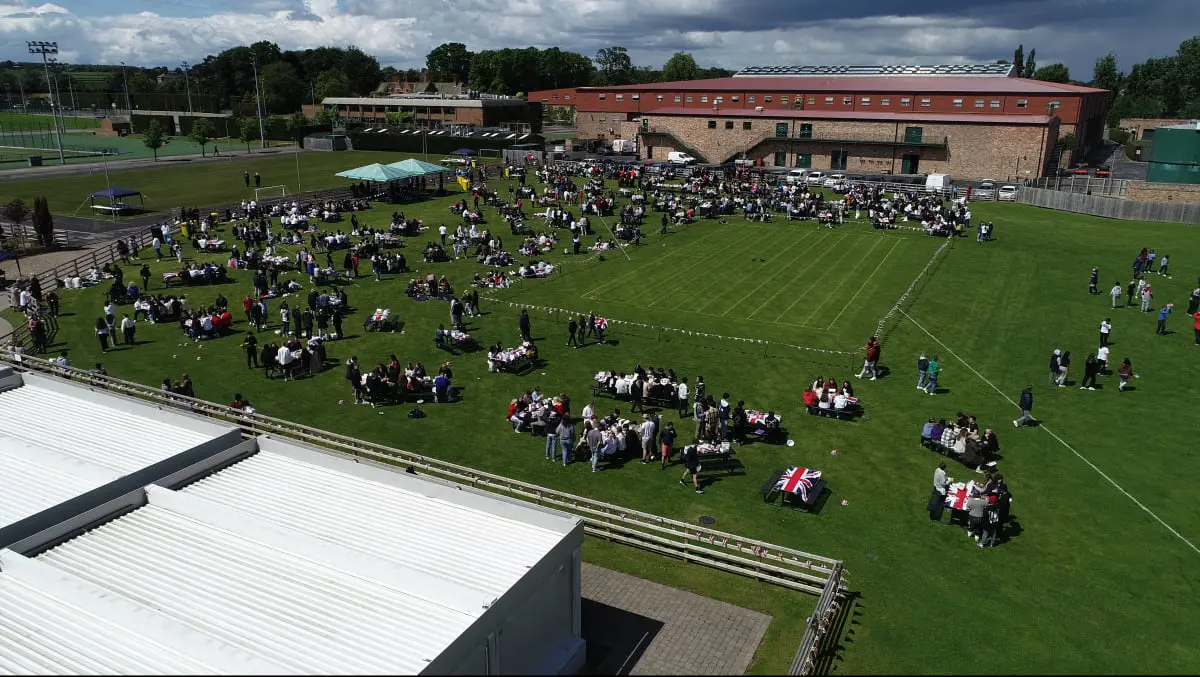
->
[0,111,101,131]
[1,150,489,216]
[7,169,1200,674]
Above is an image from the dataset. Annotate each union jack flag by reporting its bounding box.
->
[776,467,822,502]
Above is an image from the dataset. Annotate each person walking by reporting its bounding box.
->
[1156,304,1172,335]
[1158,254,1170,276]
[639,414,657,464]
[1126,279,1137,307]
[923,355,940,395]
[1080,353,1100,390]
[660,421,676,470]
[1056,351,1071,387]
[979,501,1003,548]
[1048,349,1061,385]
[95,317,110,352]
[1110,281,1123,309]
[1099,318,1111,347]
[1088,267,1099,295]
[679,440,703,494]
[1012,385,1035,427]
[928,462,950,523]
[917,353,930,390]
[345,356,363,404]
[241,332,259,369]
[1117,358,1134,391]
[519,309,531,342]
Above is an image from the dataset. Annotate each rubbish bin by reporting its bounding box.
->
[28,156,43,167]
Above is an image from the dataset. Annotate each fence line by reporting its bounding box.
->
[1026,176,1130,198]
[1018,186,1200,224]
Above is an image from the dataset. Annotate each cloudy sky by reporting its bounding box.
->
[0,0,1193,79]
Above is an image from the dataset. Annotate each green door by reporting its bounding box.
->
[796,153,812,168]
[775,123,789,138]
[798,123,813,139]
[904,126,924,144]
[900,153,919,174]
[774,151,787,166]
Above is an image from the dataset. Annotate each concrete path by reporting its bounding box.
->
[581,563,772,675]
[1,243,106,339]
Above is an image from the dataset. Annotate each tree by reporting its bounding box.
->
[338,46,382,95]
[31,197,54,247]
[384,111,414,126]
[426,42,473,83]
[1092,53,1123,95]
[285,111,308,144]
[143,119,170,161]
[1034,63,1070,83]
[595,46,633,86]
[314,68,352,100]
[1012,44,1025,77]
[189,117,215,157]
[1024,49,1037,79]
[260,61,304,114]
[312,108,333,127]
[1,198,30,237]
[662,52,700,82]
[238,117,259,152]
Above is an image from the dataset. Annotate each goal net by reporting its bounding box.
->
[255,185,288,202]
[480,148,503,160]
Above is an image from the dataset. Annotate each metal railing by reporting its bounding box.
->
[1026,176,1130,198]
[0,348,847,599]
[790,564,848,675]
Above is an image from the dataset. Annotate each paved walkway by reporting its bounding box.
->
[1,243,107,341]
[581,563,771,675]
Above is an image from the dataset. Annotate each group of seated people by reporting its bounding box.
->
[133,293,187,323]
[801,376,862,418]
[472,271,511,288]
[517,261,555,278]
[388,212,426,236]
[487,341,538,373]
[263,336,327,380]
[180,306,234,339]
[507,388,569,434]
[594,365,680,404]
[519,233,556,257]
[405,274,452,299]
[165,262,229,286]
[920,411,1001,473]
[360,357,453,403]
[423,242,449,262]
[477,247,514,267]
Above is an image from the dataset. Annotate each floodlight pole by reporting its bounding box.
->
[181,61,194,115]
[120,61,132,114]
[250,56,266,149]
[17,67,27,114]
[64,64,78,112]
[27,41,65,165]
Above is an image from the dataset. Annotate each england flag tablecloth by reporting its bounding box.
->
[775,467,822,503]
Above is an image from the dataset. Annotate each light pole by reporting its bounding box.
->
[181,61,193,115]
[27,41,65,165]
[48,57,66,134]
[250,56,266,149]
[119,61,132,113]
[17,66,27,114]
[63,63,78,113]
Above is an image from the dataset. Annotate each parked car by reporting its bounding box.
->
[823,173,845,188]
[1071,167,1090,176]
[997,185,1018,201]
[974,180,997,199]
[925,173,953,193]
[805,171,826,186]
[1095,165,1112,177]
[667,151,697,165]
[786,169,809,184]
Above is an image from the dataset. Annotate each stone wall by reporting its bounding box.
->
[1127,181,1200,204]
[1118,118,1194,140]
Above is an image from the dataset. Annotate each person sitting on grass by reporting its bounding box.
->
[802,387,819,412]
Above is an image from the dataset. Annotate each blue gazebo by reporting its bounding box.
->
[88,187,144,216]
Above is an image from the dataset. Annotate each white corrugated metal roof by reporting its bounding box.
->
[181,448,568,600]
[0,380,226,529]
[36,487,480,675]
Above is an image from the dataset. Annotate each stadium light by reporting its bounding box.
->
[27,40,65,165]
[181,61,194,115]
[250,56,266,149]
[119,61,132,113]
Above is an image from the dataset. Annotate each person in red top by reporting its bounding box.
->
[857,336,882,380]
[802,388,819,410]
[1193,311,1200,345]
[242,295,254,323]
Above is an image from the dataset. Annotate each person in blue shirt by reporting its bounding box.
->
[921,418,937,448]
[1156,304,1173,335]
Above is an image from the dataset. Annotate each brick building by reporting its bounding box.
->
[531,64,1109,180]
[308,96,541,133]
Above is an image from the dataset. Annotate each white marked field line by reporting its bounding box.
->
[579,226,726,300]
[643,229,779,309]
[741,232,839,321]
[800,236,887,327]
[771,234,866,323]
[821,238,902,332]
[899,308,1200,557]
[711,230,821,317]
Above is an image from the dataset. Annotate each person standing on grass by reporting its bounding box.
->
[1126,279,1137,307]
[857,336,880,380]
[586,421,603,473]
[679,440,703,494]
[1013,385,1035,427]
[1097,344,1110,373]
[693,397,705,441]
[1156,304,1173,335]
[1048,349,1061,385]
[1110,281,1123,309]
[924,355,940,395]
[544,407,561,462]
[917,353,930,390]
[519,309,531,342]
[1117,358,1134,392]
[677,377,689,418]
[928,462,950,522]
[140,264,151,290]
[120,313,135,346]
[1140,282,1154,313]
[1088,267,1099,295]
[242,332,259,368]
[630,374,644,413]
[1080,353,1100,390]
[1056,351,1071,387]
[1147,249,1157,273]
[1099,318,1112,347]
[639,414,657,464]
[979,500,1003,548]
[575,314,587,347]
[1193,311,1200,345]
[1189,288,1200,316]
[1157,254,1169,276]
[557,414,576,465]
[660,421,677,469]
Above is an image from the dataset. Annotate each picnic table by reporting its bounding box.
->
[364,308,394,332]
[745,410,785,443]
[760,467,827,511]
[695,441,741,474]
[196,238,225,252]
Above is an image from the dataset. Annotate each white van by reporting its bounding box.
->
[786,169,809,184]
[925,173,953,193]
[612,139,636,155]
[667,151,697,165]
[805,170,826,185]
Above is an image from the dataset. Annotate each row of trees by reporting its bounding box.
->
[1099,36,1200,124]
[425,42,734,95]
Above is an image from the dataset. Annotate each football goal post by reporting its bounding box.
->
[480,148,503,160]
[255,185,288,202]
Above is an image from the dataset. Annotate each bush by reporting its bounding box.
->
[1108,127,1131,145]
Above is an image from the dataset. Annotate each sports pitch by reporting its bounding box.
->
[4,156,1200,674]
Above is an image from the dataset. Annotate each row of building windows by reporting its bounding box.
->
[591,93,1032,109]
[708,120,756,130]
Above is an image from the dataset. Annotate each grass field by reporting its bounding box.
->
[1,150,488,217]
[0,111,102,131]
[4,166,1200,674]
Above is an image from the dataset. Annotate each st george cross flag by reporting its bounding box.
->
[776,467,822,503]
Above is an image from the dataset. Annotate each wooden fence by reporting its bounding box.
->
[1018,186,1200,224]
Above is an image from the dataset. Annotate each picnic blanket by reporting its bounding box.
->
[775,466,822,503]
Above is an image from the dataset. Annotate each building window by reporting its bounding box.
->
[732,96,740,102]
[775,122,788,138]
[599,117,606,122]
[764,96,773,103]
[564,95,571,100]
[743,121,752,130]
[656,95,664,101]
[904,126,923,144]
[920,98,931,107]
[748,96,756,103]
[686,96,693,103]
[632,94,640,100]
[796,153,811,168]
[781,96,789,105]
[824,97,834,104]
[900,97,911,106]
[701,96,708,103]
[1017,99,1028,108]
[952,98,963,107]
[990,99,1001,108]
[725,120,734,129]
[715,97,723,104]
[798,123,812,139]
[881,97,890,106]
[708,120,717,129]
[861,97,871,105]
[831,149,848,171]
[843,97,852,105]
[974,99,984,108]
[551,95,559,100]
[599,94,606,100]
[774,151,786,166]
[674,95,682,102]
[615,94,623,101]
[808,97,816,104]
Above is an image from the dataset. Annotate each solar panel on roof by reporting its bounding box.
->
[733,63,1014,77]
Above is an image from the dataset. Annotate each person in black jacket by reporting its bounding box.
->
[1080,353,1100,390]
[567,316,580,348]
[519,308,532,341]
[346,356,363,404]
[1012,386,1035,428]
[678,440,703,494]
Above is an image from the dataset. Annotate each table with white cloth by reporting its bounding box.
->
[694,440,740,474]
[448,328,476,348]
[196,238,225,251]
[365,308,394,332]
[745,409,784,442]
[493,345,534,374]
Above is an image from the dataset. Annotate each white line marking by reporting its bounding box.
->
[899,308,1200,556]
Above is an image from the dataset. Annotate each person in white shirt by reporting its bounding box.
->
[531,387,542,404]
[276,344,296,381]
[833,392,848,410]
[928,462,950,522]
[439,224,448,245]
[1096,344,1110,372]
[581,400,595,421]
[676,379,689,417]
[1099,318,1112,347]
[1110,282,1123,309]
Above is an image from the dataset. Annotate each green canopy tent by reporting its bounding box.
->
[385,158,455,192]
[335,163,420,182]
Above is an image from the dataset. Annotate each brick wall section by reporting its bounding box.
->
[1127,182,1200,204]
[1119,118,1194,140]
[619,114,1055,181]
